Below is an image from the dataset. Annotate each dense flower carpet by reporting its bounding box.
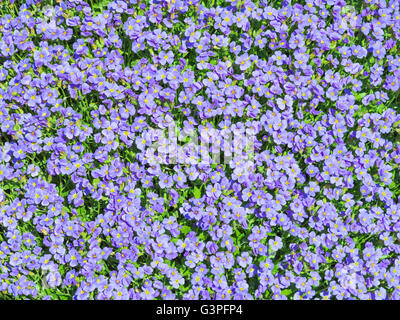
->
[0,0,400,300]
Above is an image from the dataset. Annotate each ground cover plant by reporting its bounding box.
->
[0,0,400,300]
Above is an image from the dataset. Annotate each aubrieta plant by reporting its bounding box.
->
[0,0,400,300]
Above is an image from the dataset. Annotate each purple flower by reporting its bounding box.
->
[68,190,84,207]
[45,271,62,288]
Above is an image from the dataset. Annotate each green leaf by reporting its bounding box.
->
[282,289,292,296]
[194,186,202,199]
[180,225,191,236]
[92,178,100,187]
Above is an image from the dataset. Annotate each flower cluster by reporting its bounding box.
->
[0,0,400,300]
